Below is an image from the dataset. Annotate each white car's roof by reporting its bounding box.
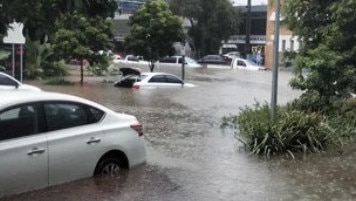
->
[141,72,177,76]
[0,91,107,111]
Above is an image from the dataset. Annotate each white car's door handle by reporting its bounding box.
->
[27,147,45,155]
[87,137,101,144]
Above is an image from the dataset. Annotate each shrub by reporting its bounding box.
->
[42,61,68,77]
[221,102,334,158]
[326,98,356,142]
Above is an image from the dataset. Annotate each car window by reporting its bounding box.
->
[88,107,105,123]
[204,55,214,60]
[44,103,89,131]
[237,60,246,67]
[148,75,166,83]
[159,57,177,63]
[165,75,183,84]
[127,56,139,62]
[0,74,18,86]
[185,57,198,64]
[0,104,38,141]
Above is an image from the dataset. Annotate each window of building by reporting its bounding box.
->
[290,40,294,51]
[282,40,286,51]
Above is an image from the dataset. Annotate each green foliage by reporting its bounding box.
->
[284,0,356,111]
[1,0,117,40]
[42,61,68,77]
[221,103,334,158]
[326,98,356,141]
[125,0,185,72]
[87,56,110,76]
[52,11,112,83]
[169,0,241,56]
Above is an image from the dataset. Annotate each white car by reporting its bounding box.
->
[231,58,267,71]
[156,56,202,68]
[0,91,146,198]
[223,51,240,60]
[132,72,196,89]
[0,72,41,91]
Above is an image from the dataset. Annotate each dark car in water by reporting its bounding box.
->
[197,55,230,65]
[114,67,142,88]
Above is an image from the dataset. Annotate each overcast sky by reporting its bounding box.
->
[232,0,267,6]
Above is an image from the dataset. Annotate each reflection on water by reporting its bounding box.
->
[4,69,355,201]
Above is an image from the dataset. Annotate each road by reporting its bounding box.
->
[2,67,355,201]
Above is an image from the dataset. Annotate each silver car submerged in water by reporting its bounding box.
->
[0,91,146,198]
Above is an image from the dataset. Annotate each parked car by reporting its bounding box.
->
[231,58,267,71]
[197,55,230,65]
[0,91,147,198]
[223,51,241,60]
[132,72,195,89]
[0,72,41,91]
[156,56,202,68]
[114,67,142,88]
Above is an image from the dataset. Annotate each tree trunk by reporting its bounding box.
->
[80,58,84,84]
[149,61,155,72]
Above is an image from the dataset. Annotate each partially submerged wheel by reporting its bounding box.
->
[94,157,123,177]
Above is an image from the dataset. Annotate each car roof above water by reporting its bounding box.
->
[0,91,104,110]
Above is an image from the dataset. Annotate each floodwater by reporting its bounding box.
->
[2,67,355,201]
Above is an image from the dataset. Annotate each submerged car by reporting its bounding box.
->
[231,58,267,71]
[0,72,41,91]
[157,56,202,68]
[132,72,196,89]
[0,91,146,198]
[114,67,142,88]
[114,68,195,89]
[197,55,230,65]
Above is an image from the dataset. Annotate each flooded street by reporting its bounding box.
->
[2,68,355,201]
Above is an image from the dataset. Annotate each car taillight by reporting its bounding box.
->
[130,123,144,137]
[132,83,140,89]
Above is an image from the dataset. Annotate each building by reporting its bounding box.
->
[265,0,301,69]
[116,0,145,14]
[222,5,267,58]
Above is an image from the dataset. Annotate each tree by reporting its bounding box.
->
[284,0,356,112]
[0,0,117,79]
[1,0,117,40]
[170,0,241,57]
[125,0,185,72]
[52,11,112,84]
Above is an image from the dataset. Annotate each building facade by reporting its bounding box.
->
[265,0,300,69]
[116,0,145,14]
[222,5,267,58]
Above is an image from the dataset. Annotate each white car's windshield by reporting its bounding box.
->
[246,60,258,66]
[185,57,198,64]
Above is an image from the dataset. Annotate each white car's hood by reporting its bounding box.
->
[18,84,42,91]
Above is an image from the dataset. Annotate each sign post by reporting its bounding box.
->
[2,22,26,82]
[271,0,281,120]
[181,46,186,81]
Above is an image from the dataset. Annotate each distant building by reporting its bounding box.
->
[222,5,267,57]
[116,0,145,14]
[265,0,301,69]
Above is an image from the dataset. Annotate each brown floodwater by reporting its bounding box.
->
[2,67,355,201]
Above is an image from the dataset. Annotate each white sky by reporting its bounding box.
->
[231,0,267,6]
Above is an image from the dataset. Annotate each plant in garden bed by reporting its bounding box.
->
[221,102,334,159]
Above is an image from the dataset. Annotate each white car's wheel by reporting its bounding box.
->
[95,157,123,177]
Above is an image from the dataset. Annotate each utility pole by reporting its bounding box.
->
[245,0,252,58]
[271,0,281,120]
